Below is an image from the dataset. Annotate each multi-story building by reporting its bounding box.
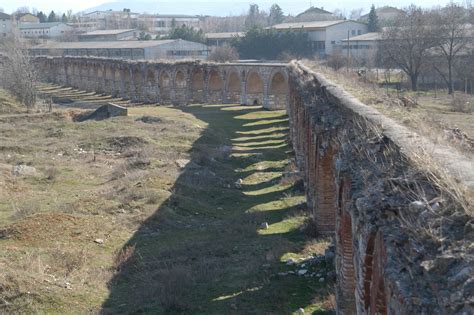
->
[270,20,369,57]
[0,13,13,39]
[19,22,74,39]
[138,14,201,34]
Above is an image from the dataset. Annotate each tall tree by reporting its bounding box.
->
[245,4,261,29]
[367,4,379,32]
[432,3,470,94]
[47,10,57,22]
[36,11,46,22]
[268,4,284,25]
[167,25,206,44]
[61,13,68,23]
[381,5,436,91]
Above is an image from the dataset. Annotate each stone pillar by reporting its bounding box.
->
[240,77,247,105]
[263,82,270,109]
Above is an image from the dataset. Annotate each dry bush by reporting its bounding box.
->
[49,246,88,277]
[11,201,40,220]
[144,190,161,205]
[44,166,59,181]
[113,244,136,273]
[156,265,194,312]
[450,95,473,113]
[326,51,347,71]
[208,44,239,62]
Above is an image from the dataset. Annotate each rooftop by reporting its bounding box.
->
[19,22,67,29]
[0,12,11,19]
[296,6,333,17]
[206,32,244,39]
[31,39,207,50]
[341,32,381,41]
[270,20,365,30]
[80,29,137,36]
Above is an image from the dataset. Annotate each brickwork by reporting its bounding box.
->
[287,61,472,314]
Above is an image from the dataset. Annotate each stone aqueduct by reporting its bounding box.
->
[34,56,289,110]
[34,57,472,315]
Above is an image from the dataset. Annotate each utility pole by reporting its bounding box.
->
[346,30,350,72]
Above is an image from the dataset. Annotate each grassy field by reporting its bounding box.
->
[0,87,334,314]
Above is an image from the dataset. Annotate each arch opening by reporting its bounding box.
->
[159,71,171,104]
[174,70,187,105]
[191,68,205,103]
[227,71,241,104]
[246,72,264,105]
[208,70,223,104]
[269,72,288,109]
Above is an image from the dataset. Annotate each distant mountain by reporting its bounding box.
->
[82,1,310,16]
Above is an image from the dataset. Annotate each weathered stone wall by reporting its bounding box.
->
[287,61,473,314]
[33,56,289,110]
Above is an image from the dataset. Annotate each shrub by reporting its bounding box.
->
[450,95,473,113]
[208,44,239,62]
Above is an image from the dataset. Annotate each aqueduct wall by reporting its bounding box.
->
[33,57,473,314]
[288,62,473,314]
[33,56,289,110]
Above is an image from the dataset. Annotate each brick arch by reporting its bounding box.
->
[144,67,158,103]
[367,232,388,315]
[246,71,264,105]
[191,68,205,103]
[120,67,133,100]
[159,70,171,104]
[174,69,187,105]
[226,70,241,104]
[336,176,356,313]
[208,69,223,104]
[269,70,288,109]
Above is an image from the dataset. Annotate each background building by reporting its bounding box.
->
[30,39,209,60]
[206,32,243,47]
[15,13,40,24]
[79,29,138,41]
[0,13,13,39]
[270,20,368,56]
[19,22,74,39]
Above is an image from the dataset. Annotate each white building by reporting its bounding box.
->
[19,22,74,39]
[341,32,381,65]
[270,20,369,57]
[139,14,201,34]
[30,39,210,61]
[206,32,243,47]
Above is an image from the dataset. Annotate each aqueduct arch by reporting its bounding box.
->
[246,71,264,105]
[226,70,241,104]
[159,70,171,104]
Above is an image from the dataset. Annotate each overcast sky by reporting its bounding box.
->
[0,0,459,15]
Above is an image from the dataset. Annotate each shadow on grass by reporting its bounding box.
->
[101,104,333,314]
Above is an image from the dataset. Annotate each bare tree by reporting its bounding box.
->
[0,33,38,110]
[381,5,436,91]
[431,3,470,94]
[208,44,239,62]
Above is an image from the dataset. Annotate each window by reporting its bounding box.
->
[357,30,362,35]
[312,41,325,51]
[331,40,336,44]
[351,30,356,36]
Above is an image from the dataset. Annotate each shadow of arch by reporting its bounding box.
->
[246,71,264,106]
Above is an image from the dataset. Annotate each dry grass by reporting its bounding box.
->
[302,59,474,151]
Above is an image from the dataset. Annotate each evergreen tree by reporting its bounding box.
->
[167,25,206,43]
[61,13,68,23]
[268,4,284,25]
[37,11,46,22]
[245,4,261,29]
[367,4,379,32]
[47,10,57,22]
